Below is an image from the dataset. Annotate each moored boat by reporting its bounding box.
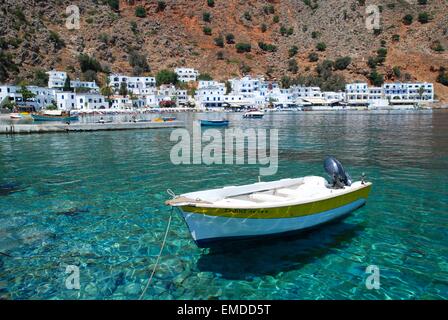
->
[243,110,265,119]
[10,113,23,119]
[166,157,372,247]
[200,119,229,127]
[31,110,79,122]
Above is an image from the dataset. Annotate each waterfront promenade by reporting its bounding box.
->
[0,120,184,134]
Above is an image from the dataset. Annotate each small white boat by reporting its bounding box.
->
[243,110,264,119]
[167,157,372,247]
[10,113,22,119]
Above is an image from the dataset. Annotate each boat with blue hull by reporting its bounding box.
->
[167,157,372,247]
[32,114,79,122]
[200,119,229,127]
[31,111,79,122]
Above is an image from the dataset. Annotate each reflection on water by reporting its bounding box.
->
[197,222,364,281]
[0,110,447,300]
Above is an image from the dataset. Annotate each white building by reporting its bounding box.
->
[55,92,76,111]
[383,82,434,103]
[345,82,435,106]
[108,74,156,95]
[229,76,262,94]
[345,83,369,104]
[0,85,20,106]
[28,87,59,109]
[47,70,67,88]
[71,79,99,91]
[175,68,199,83]
[75,93,108,110]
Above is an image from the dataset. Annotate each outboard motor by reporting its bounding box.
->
[324,156,352,189]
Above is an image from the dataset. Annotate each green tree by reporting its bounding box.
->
[288,59,299,74]
[393,66,401,78]
[135,6,146,18]
[49,31,65,50]
[198,73,213,81]
[308,52,319,62]
[403,14,413,25]
[203,26,212,35]
[78,54,102,73]
[107,0,119,11]
[156,1,166,12]
[128,51,150,75]
[236,43,251,53]
[119,82,128,96]
[32,69,49,87]
[418,12,429,23]
[261,24,267,33]
[334,57,352,70]
[214,36,224,47]
[18,85,36,104]
[226,33,235,44]
[63,75,72,92]
[437,70,448,86]
[207,0,215,7]
[316,42,327,51]
[289,46,299,58]
[203,12,211,22]
[225,81,232,94]
[156,69,178,86]
[100,85,113,100]
[369,70,384,86]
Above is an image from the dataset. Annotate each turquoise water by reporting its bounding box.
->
[0,111,447,300]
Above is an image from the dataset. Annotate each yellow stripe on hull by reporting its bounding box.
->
[181,184,372,219]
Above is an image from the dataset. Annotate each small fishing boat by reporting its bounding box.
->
[31,110,78,122]
[163,117,177,122]
[10,113,22,120]
[243,110,264,119]
[200,119,229,127]
[166,157,372,247]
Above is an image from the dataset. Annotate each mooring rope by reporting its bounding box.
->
[139,195,175,300]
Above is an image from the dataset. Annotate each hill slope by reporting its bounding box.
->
[0,0,447,100]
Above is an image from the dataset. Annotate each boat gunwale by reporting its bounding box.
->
[171,181,372,210]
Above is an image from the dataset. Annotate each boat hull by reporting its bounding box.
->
[200,120,229,127]
[31,115,79,122]
[178,185,371,247]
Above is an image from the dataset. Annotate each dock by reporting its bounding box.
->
[0,121,184,134]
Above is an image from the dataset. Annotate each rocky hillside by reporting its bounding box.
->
[0,0,447,100]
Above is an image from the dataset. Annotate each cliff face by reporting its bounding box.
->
[1,0,447,100]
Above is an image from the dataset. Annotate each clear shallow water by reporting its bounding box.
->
[0,111,447,300]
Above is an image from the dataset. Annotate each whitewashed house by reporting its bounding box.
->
[70,79,99,91]
[55,92,76,111]
[28,87,59,109]
[47,70,67,88]
[345,83,370,105]
[108,74,156,95]
[195,83,226,109]
[0,85,20,106]
[109,96,133,110]
[383,82,434,104]
[175,68,199,83]
[230,76,262,94]
[75,93,108,110]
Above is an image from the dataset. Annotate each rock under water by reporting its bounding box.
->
[0,182,25,196]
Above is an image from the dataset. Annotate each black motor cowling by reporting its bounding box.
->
[324,156,352,188]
